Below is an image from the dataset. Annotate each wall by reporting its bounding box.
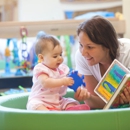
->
[17,0,130,38]
[18,0,65,21]
[122,0,130,38]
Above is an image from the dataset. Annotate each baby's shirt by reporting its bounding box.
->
[28,63,69,104]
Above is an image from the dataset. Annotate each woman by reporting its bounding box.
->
[74,16,130,109]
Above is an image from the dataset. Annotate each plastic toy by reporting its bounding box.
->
[37,31,46,38]
[11,38,24,76]
[2,37,31,77]
[2,38,18,77]
[68,71,86,92]
[20,26,28,60]
[12,38,20,66]
[4,39,12,76]
[0,86,31,96]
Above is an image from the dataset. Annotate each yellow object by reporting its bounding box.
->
[4,47,11,57]
[115,12,123,20]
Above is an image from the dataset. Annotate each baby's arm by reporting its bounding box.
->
[38,73,74,88]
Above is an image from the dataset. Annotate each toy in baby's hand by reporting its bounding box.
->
[68,71,86,92]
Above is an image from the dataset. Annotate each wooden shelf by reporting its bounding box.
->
[0,19,125,39]
[60,0,121,3]
[60,0,122,11]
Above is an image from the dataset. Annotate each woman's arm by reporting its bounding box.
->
[74,75,105,109]
[38,74,74,88]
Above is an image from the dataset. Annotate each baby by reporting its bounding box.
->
[26,34,90,111]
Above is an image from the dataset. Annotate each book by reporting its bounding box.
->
[94,59,130,109]
[103,74,130,109]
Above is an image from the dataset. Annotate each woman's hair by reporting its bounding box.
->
[77,16,119,61]
[35,34,60,55]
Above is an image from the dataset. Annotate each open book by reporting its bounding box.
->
[103,74,130,109]
[94,59,130,109]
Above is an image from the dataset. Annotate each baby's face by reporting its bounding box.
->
[42,44,63,69]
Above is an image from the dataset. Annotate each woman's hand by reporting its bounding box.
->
[74,86,90,101]
[119,87,130,104]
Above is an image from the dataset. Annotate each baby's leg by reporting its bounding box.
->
[60,97,79,110]
[65,103,77,110]
[61,98,90,110]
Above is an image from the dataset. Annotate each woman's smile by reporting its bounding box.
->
[85,57,93,61]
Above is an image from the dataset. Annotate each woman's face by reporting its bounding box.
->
[78,31,110,66]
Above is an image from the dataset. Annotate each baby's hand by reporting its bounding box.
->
[62,77,74,86]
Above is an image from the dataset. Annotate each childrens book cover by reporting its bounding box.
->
[103,74,130,109]
[94,59,130,104]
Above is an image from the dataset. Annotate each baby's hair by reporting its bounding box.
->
[35,34,60,56]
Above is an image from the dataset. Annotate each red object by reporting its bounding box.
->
[20,26,28,37]
[66,104,90,111]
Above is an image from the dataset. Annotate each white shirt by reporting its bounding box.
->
[75,38,130,82]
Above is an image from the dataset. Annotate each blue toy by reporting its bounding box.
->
[2,38,19,77]
[68,71,86,92]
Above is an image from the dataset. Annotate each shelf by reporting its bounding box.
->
[0,76,32,89]
[0,19,125,39]
[60,0,122,11]
[60,0,121,3]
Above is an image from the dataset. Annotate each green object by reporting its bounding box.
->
[18,85,27,92]
[57,36,60,40]
[64,35,72,69]
[0,90,130,130]
[0,93,6,96]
